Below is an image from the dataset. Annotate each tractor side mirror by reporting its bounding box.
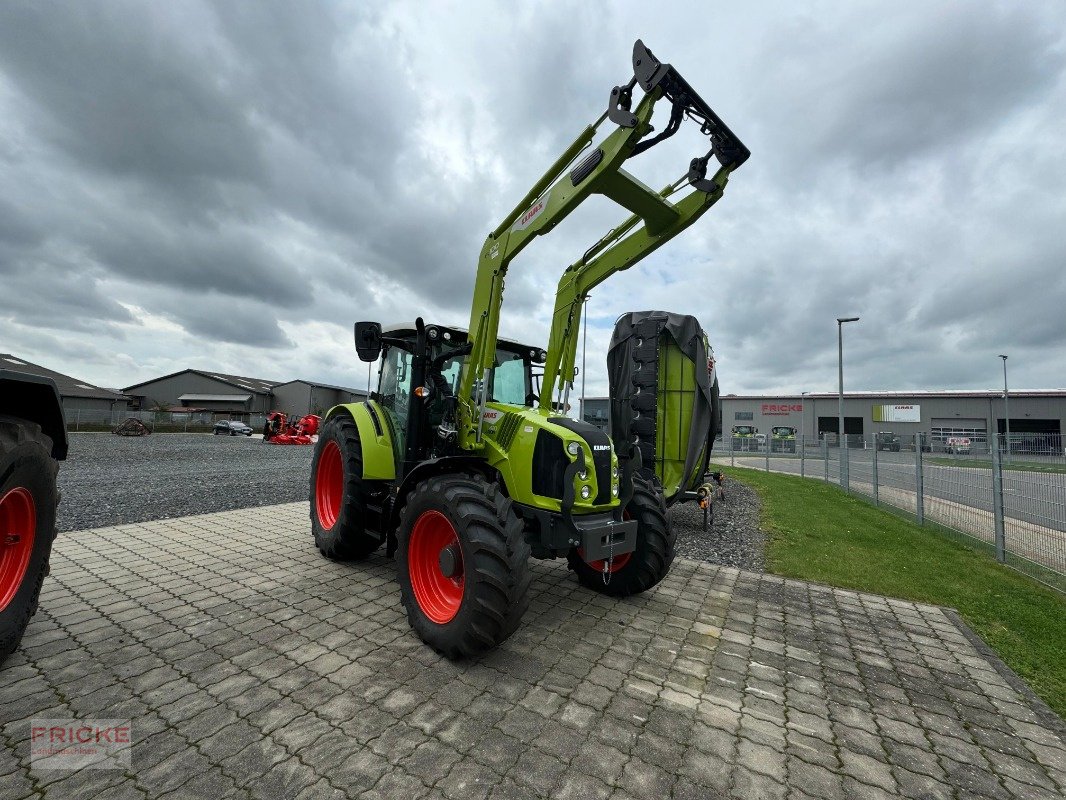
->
[354,321,382,362]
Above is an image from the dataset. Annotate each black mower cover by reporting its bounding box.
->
[608,311,721,506]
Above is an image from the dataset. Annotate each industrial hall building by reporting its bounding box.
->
[721,390,1066,448]
[580,390,1066,450]
[122,370,366,420]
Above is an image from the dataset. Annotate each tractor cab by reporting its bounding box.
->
[367,321,547,473]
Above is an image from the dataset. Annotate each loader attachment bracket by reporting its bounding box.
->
[630,39,750,172]
[608,77,639,128]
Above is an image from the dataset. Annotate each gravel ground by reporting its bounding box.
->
[669,477,767,571]
[57,433,313,532]
[57,433,769,570]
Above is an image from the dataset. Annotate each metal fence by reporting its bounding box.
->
[714,433,1066,592]
[66,408,268,434]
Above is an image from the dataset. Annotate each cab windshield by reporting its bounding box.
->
[434,341,531,407]
[772,427,794,436]
[489,351,529,405]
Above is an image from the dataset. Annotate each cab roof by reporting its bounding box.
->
[381,322,543,357]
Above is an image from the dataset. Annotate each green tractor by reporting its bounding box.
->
[309,40,748,657]
[770,426,797,453]
[731,425,758,452]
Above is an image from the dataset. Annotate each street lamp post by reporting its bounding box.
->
[838,317,860,490]
[801,390,810,440]
[999,354,1010,462]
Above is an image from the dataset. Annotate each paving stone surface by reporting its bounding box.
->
[1,502,1064,799]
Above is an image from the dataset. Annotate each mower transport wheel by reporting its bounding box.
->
[309,414,381,560]
[397,474,531,659]
[0,417,58,665]
[567,473,674,597]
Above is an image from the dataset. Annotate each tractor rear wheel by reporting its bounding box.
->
[568,473,674,597]
[0,418,58,664]
[397,474,530,658]
[310,415,381,560]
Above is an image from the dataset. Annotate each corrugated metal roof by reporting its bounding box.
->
[123,369,280,394]
[272,379,368,394]
[177,394,252,402]
[0,354,128,401]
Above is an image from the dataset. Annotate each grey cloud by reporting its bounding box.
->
[158,291,293,348]
[1,1,1064,396]
[0,259,135,335]
[748,3,1064,174]
[0,2,264,188]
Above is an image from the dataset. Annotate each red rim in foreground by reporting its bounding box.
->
[409,510,464,624]
[315,440,343,529]
[0,487,36,612]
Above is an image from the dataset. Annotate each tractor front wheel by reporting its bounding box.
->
[397,474,530,658]
[568,473,674,597]
[309,415,382,560]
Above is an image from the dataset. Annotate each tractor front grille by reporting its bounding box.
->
[495,413,522,451]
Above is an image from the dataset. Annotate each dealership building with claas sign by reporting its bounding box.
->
[717,390,1066,447]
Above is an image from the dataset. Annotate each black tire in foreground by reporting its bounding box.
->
[397,474,531,659]
[0,417,58,665]
[309,414,382,560]
[568,473,674,597]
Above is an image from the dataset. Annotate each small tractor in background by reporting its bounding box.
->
[875,431,901,452]
[731,424,758,451]
[770,425,797,453]
[308,40,748,657]
[264,412,321,445]
[0,369,66,665]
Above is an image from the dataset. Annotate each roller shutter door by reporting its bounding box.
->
[931,418,987,443]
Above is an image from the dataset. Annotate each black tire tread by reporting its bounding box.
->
[0,416,58,664]
[309,414,381,561]
[397,474,531,659]
[567,473,674,598]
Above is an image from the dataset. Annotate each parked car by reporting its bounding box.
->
[945,436,971,455]
[213,420,253,436]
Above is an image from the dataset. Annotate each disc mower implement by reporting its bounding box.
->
[608,311,721,507]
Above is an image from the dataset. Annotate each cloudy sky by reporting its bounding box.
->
[1,1,1064,399]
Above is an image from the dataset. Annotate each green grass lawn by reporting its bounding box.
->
[729,467,1066,717]
[925,457,1066,474]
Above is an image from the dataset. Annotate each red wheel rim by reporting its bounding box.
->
[580,509,633,573]
[0,487,36,612]
[582,550,632,573]
[408,510,464,624]
[315,440,343,529]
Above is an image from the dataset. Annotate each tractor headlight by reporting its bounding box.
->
[612,465,618,478]
[580,485,591,500]
[612,485,619,497]
[578,469,588,481]
[567,441,581,457]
